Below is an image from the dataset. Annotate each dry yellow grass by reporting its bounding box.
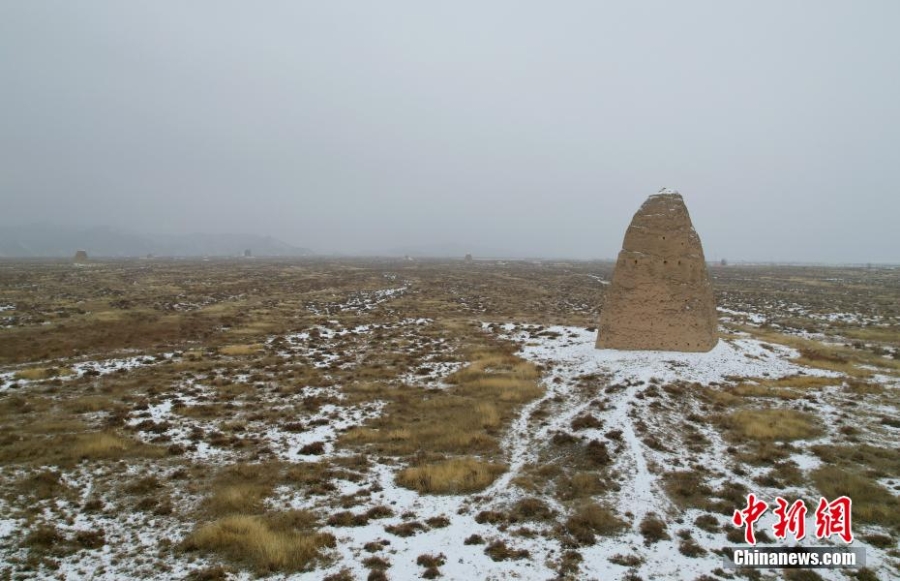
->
[343,418,497,455]
[793,355,870,377]
[745,327,900,377]
[199,462,292,514]
[699,387,742,407]
[812,467,899,528]
[200,303,238,315]
[383,429,412,441]
[184,515,333,573]
[396,457,506,494]
[723,408,822,441]
[65,395,115,414]
[760,375,838,389]
[564,502,626,543]
[555,471,605,501]
[214,382,258,398]
[71,432,162,460]
[475,403,501,429]
[461,377,543,402]
[176,403,225,418]
[845,379,884,395]
[230,326,277,336]
[219,344,264,356]
[841,327,900,343]
[728,375,837,399]
[73,432,130,457]
[89,310,127,322]
[14,367,72,381]
[812,443,900,476]
[729,384,805,399]
[451,355,543,403]
[204,484,273,517]
[448,353,540,384]
[339,348,544,457]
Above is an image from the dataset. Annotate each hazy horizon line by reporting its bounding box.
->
[1,222,896,266]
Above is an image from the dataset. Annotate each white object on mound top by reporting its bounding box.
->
[657,186,679,194]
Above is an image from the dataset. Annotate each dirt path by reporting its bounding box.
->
[488,324,668,524]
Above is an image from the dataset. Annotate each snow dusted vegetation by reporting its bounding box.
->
[1,259,899,580]
[473,325,849,579]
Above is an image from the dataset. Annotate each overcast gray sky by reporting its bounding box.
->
[1,1,898,262]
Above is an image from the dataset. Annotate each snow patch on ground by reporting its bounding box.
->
[0,353,176,393]
[586,274,609,285]
[0,519,18,539]
[718,307,767,325]
[513,325,836,386]
[290,462,556,581]
[305,286,409,316]
[265,401,385,462]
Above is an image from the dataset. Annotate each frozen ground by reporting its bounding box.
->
[1,315,897,580]
[303,324,893,580]
[464,324,878,580]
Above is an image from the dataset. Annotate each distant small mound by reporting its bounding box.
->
[73,250,89,263]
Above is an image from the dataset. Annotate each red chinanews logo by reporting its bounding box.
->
[732,494,853,545]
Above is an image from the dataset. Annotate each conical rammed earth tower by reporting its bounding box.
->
[596,189,717,352]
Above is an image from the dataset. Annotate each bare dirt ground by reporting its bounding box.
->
[0,258,898,580]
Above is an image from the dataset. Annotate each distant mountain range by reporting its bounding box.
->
[0,225,312,258]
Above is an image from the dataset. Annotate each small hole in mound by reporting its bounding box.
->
[634,260,638,265]
[663,260,668,265]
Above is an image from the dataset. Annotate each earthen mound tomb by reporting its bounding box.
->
[596,189,717,352]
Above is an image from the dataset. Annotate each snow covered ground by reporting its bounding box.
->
[302,324,892,580]
[483,325,855,579]
[2,316,897,580]
[0,352,175,393]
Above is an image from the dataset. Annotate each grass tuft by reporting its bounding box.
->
[183,515,334,574]
[72,432,137,459]
[340,347,543,457]
[204,484,272,517]
[15,367,72,381]
[563,503,626,545]
[812,467,900,529]
[722,408,822,441]
[219,344,263,356]
[396,457,505,494]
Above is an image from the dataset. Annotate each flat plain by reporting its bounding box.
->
[0,258,898,580]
